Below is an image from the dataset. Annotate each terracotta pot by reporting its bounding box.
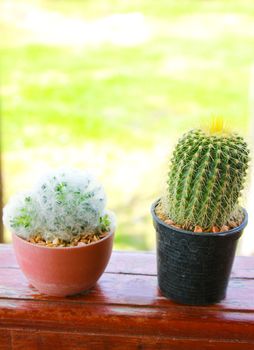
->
[12,231,114,297]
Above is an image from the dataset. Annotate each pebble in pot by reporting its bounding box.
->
[3,168,116,297]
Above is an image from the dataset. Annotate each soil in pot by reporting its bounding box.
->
[27,231,109,247]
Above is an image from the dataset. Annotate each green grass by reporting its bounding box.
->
[1,0,253,249]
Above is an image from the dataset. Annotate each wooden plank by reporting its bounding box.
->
[231,256,254,279]
[0,246,158,274]
[0,245,19,269]
[0,246,254,347]
[0,266,253,311]
[0,329,11,350]
[4,329,254,350]
[0,300,254,342]
[0,245,254,279]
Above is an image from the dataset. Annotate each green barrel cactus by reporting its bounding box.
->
[165,122,250,230]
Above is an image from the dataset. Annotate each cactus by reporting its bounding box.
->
[3,168,115,242]
[165,126,250,230]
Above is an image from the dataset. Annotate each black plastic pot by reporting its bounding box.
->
[151,199,248,305]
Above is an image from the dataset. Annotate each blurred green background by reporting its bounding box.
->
[1,0,253,250]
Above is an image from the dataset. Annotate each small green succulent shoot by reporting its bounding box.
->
[163,117,250,231]
[4,192,41,238]
[99,214,111,232]
[3,168,116,242]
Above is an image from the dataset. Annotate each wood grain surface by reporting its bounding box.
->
[0,245,254,349]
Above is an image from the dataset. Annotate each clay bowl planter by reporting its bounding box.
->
[151,199,248,306]
[12,231,114,297]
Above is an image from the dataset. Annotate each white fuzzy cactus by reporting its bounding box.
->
[3,168,115,242]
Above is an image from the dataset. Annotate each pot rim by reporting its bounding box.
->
[151,199,248,237]
[12,230,114,250]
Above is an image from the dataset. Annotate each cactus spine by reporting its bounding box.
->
[166,128,250,230]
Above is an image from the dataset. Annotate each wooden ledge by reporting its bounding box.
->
[0,245,254,349]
